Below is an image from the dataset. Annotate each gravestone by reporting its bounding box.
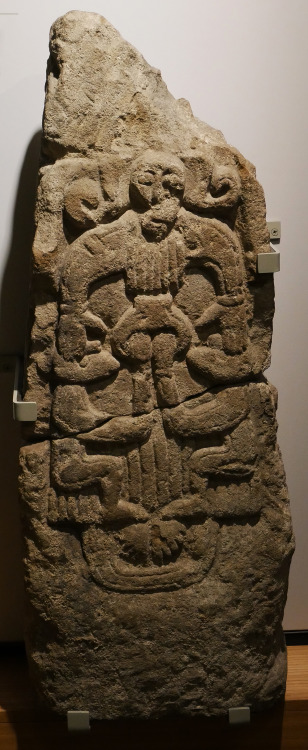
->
[19,11,294,718]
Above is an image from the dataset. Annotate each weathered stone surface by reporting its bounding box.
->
[19,11,294,719]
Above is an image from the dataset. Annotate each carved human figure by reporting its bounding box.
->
[52,149,251,424]
[47,148,262,588]
[52,150,189,427]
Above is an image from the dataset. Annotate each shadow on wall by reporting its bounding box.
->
[0,131,41,642]
[0,130,42,355]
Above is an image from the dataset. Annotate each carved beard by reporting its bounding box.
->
[126,234,186,295]
[140,214,171,241]
[139,197,181,241]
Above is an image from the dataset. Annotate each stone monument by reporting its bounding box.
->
[19,11,294,718]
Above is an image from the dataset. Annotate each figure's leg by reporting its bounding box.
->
[152,332,179,406]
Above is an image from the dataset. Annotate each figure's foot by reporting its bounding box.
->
[52,385,110,435]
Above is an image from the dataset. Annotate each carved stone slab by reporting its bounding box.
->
[19,11,294,719]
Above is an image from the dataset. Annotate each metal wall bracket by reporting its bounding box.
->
[257,247,280,274]
[228,706,251,725]
[67,710,90,732]
[13,357,37,422]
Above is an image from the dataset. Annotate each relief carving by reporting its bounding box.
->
[19,10,293,719]
[23,142,283,590]
[29,141,270,595]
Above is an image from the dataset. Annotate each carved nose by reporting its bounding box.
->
[151,183,165,204]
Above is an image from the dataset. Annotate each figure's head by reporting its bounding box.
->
[130,150,185,240]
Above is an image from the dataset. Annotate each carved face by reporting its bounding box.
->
[130,150,185,240]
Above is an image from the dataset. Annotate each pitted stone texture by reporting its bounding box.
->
[19,10,293,719]
[23,14,274,438]
[19,382,293,718]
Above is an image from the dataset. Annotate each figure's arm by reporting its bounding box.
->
[61,222,129,308]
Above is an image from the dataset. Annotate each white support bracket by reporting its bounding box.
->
[13,357,37,422]
[228,706,251,725]
[67,710,90,732]
[257,246,280,274]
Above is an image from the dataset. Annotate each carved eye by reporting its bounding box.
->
[162,172,184,193]
[137,173,154,186]
[163,180,183,192]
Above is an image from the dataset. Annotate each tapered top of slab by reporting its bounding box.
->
[43,10,226,160]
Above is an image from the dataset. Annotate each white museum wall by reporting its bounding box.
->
[0,0,307,638]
